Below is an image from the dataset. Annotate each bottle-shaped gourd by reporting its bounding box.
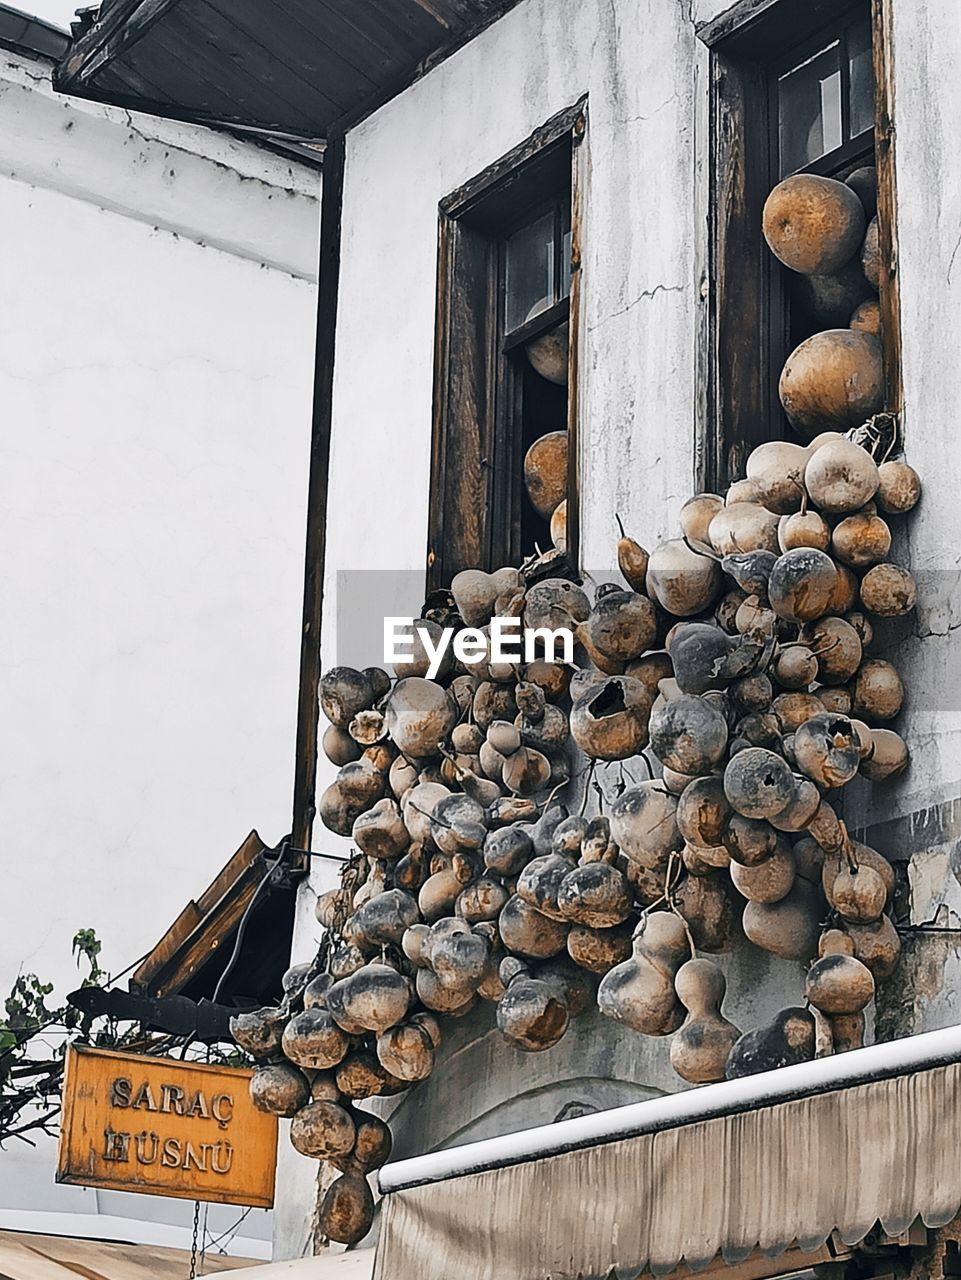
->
[804,929,875,1015]
[496,957,570,1052]
[670,958,741,1084]
[597,912,689,1035]
[557,817,632,928]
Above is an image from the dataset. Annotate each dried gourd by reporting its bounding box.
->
[671,959,741,1083]
[597,913,689,1035]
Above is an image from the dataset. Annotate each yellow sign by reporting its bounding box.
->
[57,1045,277,1207]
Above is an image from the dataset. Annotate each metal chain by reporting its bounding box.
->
[188,1200,200,1280]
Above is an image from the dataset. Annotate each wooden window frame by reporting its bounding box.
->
[427,98,587,594]
[698,0,901,493]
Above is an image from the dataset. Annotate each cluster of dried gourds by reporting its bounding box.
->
[765,167,885,432]
[229,170,920,1247]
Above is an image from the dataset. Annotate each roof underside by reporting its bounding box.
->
[57,0,521,140]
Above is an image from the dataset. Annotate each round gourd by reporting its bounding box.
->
[524,430,568,517]
[876,460,921,513]
[725,1007,816,1078]
[780,330,884,435]
[708,503,780,556]
[456,877,509,924]
[584,591,658,662]
[745,441,809,514]
[805,931,875,1014]
[845,914,902,980]
[823,841,894,898]
[803,616,862,684]
[567,920,633,973]
[323,724,362,766]
[860,563,917,616]
[649,695,729,776]
[498,894,568,959]
[674,870,740,953]
[352,801,409,861]
[859,728,908,781]
[730,840,796,903]
[846,166,877,218]
[385,678,455,759]
[609,782,681,869]
[319,667,374,729]
[290,1100,356,1160]
[526,322,569,385]
[646,539,722,616]
[804,439,880,512]
[844,611,874,647]
[250,1063,310,1118]
[677,775,732,850]
[723,748,798,820]
[773,645,817,689]
[282,1008,350,1071]
[668,623,738,695]
[851,658,904,721]
[229,1006,287,1060]
[827,563,859,614]
[827,864,887,923]
[523,578,591,633]
[336,1112,394,1174]
[762,174,866,273]
[817,687,852,716]
[376,1020,436,1082]
[415,968,476,1015]
[558,860,631,929]
[723,813,777,866]
[767,547,837,622]
[319,1173,375,1246]
[850,298,881,335]
[831,514,891,567]
[741,879,821,960]
[778,510,831,553]
[792,711,860,788]
[861,215,881,288]
[792,259,875,327]
[681,493,725,543]
[325,964,411,1036]
[569,675,652,761]
[496,963,570,1051]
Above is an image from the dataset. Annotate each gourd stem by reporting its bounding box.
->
[840,820,859,873]
[615,513,626,539]
[578,761,597,817]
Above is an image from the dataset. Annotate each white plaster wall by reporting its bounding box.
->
[281,0,961,1253]
[839,0,961,1031]
[0,49,319,1257]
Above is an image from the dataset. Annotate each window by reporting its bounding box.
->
[701,0,899,491]
[427,101,586,592]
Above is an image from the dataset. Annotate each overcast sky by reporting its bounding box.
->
[23,0,82,29]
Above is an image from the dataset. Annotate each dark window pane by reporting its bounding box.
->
[848,18,875,137]
[505,212,555,332]
[778,41,842,176]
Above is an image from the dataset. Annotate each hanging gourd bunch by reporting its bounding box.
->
[230,169,919,1248]
[763,166,885,433]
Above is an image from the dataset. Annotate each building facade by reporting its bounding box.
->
[47,0,961,1276]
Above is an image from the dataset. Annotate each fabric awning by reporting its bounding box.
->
[373,1026,961,1280]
